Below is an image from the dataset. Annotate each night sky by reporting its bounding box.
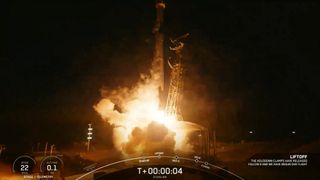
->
[1,0,320,148]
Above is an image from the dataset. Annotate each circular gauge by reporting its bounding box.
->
[12,155,36,175]
[40,156,63,175]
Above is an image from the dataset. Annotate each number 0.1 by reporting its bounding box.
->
[46,164,57,171]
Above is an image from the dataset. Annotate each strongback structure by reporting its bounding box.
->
[165,33,189,121]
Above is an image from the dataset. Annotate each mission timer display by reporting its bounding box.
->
[137,167,183,175]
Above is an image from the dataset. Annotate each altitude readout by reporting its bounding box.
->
[137,167,183,175]
[40,156,63,174]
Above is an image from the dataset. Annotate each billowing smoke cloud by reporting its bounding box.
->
[93,70,189,156]
[122,122,176,155]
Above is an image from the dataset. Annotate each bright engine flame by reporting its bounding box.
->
[94,70,192,156]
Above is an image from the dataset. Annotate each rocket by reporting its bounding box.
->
[152,0,165,106]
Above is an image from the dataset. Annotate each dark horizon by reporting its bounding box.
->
[1,0,320,148]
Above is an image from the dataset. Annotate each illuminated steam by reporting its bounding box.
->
[94,68,192,156]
